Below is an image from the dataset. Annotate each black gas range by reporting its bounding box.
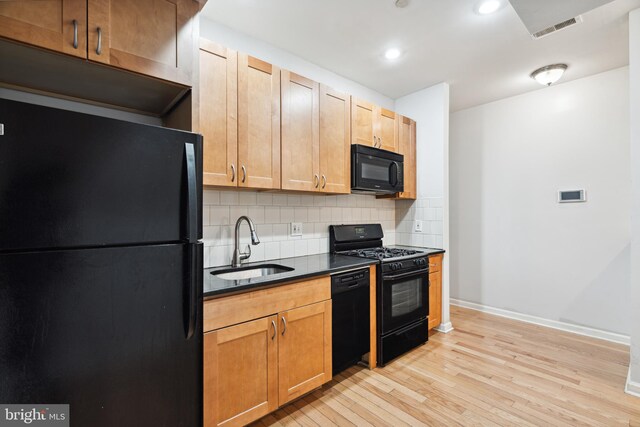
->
[330,224,429,366]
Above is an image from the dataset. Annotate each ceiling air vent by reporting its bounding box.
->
[531,16,582,39]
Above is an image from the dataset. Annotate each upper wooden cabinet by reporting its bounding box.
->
[351,98,376,147]
[281,71,320,192]
[319,85,351,194]
[87,0,197,86]
[199,40,238,187]
[278,300,332,405]
[238,54,281,190]
[378,107,399,152]
[281,74,351,194]
[0,0,87,58]
[351,98,399,153]
[0,0,197,85]
[397,116,417,199]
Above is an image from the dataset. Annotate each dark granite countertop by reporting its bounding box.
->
[388,245,446,256]
[204,253,377,299]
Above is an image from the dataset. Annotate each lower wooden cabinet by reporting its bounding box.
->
[204,316,278,427]
[278,301,332,405]
[428,254,443,330]
[203,277,332,427]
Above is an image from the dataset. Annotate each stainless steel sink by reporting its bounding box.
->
[212,264,294,281]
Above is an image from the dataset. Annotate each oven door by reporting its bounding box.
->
[352,150,404,194]
[380,268,429,335]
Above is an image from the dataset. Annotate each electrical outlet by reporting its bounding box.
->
[414,220,423,232]
[291,222,303,236]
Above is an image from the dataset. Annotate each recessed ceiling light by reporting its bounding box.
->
[384,48,401,60]
[477,0,501,15]
[530,64,568,86]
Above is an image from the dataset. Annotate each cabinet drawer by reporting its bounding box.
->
[203,276,331,332]
[429,254,443,273]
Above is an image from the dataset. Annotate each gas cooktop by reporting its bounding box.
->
[337,247,422,261]
[329,224,426,262]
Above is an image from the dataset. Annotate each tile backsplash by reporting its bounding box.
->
[395,197,444,248]
[203,190,397,268]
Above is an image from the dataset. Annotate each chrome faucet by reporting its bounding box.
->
[232,216,260,267]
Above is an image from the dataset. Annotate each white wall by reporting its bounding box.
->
[394,83,453,332]
[199,18,394,110]
[628,8,640,396]
[450,67,631,337]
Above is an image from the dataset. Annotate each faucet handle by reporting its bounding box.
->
[240,244,252,261]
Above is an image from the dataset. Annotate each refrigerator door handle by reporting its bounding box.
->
[184,243,202,340]
[184,142,198,244]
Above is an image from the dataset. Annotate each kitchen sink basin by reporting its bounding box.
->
[212,264,294,281]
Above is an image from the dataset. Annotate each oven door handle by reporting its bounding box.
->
[382,267,429,281]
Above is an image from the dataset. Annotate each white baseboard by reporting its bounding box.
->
[450,298,630,346]
[435,321,454,333]
[626,370,640,398]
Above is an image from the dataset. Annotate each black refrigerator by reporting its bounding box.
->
[0,99,203,427]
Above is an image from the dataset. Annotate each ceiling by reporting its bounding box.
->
[201,0,640,111]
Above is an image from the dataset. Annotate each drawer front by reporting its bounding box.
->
[429,254,443,273]
[204,276,331,332]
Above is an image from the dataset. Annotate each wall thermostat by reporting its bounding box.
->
[558,190,586,203]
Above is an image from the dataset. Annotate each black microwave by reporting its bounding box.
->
[351,144,404,195]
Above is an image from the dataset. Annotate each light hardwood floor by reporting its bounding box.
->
[251,305,640,427]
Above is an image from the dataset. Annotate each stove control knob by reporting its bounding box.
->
[420,259,427,266]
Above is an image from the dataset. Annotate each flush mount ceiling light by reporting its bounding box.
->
[395,0,409,8]
[530,64,568,86]
[476,0,502,15]
[384,48,401,61]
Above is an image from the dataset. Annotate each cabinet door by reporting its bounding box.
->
[351,98,376,147]
[0,0,86,58]
[319,85,351,194]
[428,271,442,330]
[199,40,238,187]
[278,300,332,405]
[281,71,319,192]
[204,316,278,427]
[378,107,399,152]
[238,54,281,189]
[87,0,197,85]
[398,116,416,199]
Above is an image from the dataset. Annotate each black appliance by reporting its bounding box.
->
[351,144,404,195]
[331,268,370,376]
[330,224,428,366]
[0,99,203,427]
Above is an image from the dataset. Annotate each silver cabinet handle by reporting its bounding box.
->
[72,20,78,49]
[230,164,236,182]
[241,165,246,183]
[321,174,326,189]
[271,320,276,340]
[314,174,319,188]
[281,316,287,336]
[373,136,377,147]
[96,27,102,55]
